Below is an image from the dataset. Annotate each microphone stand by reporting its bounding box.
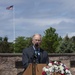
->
[32,43,39,75]
[32,53,37,75]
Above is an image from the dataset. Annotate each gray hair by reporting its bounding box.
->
[32,34,42,40]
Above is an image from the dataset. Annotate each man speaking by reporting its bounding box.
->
[22,33,49,70]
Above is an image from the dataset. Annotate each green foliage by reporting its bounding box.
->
[56,35,75,53]
[0,37,2,42]
[71,36,75,45]
[14,36,32,53]
[0,27,75,53]
[0,37,14,53]
[41,27,62,53]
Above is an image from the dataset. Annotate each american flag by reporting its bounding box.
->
[6,5,13,10]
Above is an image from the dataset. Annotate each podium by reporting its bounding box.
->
[22,63,47,75]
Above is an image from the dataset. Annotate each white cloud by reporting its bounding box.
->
[68,32,75,38]
[0,0,75,42]
[14,17,74,27]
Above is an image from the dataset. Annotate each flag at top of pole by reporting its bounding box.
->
[6,5,13,10]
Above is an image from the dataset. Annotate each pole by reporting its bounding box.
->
[12,5,15,51]
[6,5,15,51]
[12,6,15,43]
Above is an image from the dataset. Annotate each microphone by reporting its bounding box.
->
[34,50,38,59]
[33,43,40,63]
[33,49,38,63]
[35,43,39,47]
[34,43,39,59]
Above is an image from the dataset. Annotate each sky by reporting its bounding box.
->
[0,0,75,42]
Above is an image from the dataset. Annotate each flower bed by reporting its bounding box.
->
[42,61,72,75]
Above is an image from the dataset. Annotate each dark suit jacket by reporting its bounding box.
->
[22,46,49,69]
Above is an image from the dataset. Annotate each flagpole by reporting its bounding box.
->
[6,5,15,51]
[12,6,15,43]
[12,6,15,50]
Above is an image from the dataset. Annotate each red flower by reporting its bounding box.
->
[65,67,69,70]
[61,74,65,75]
[50,61,54,65]
[42,71,46,75]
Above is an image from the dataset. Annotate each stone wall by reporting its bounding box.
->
[0,53,75,75]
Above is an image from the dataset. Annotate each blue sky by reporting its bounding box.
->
[0,0,75,42]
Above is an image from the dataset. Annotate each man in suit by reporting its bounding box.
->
[22,34,49,70]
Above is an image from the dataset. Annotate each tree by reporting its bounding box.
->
[14,36,32,53]
[0,37,3,52]
[0,37,2,42]
[56,35,75,53]
[71,36,75,45]
[0,36,14,53]
[41,27,62,53]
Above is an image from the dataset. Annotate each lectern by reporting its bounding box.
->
[22,63,47,75]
